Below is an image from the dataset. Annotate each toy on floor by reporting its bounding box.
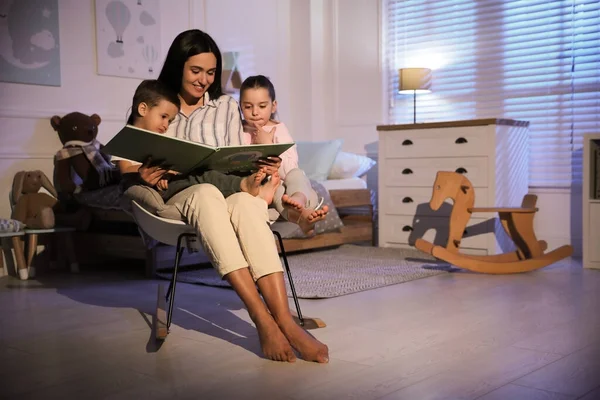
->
[414,171,573,274]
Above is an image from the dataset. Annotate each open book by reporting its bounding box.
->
[103,125,295,174]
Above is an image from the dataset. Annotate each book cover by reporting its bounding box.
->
[103,125,294,173]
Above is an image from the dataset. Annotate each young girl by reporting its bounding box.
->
[240,75,329,235]
[116,79,280,205]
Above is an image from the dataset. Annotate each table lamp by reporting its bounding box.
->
[398,68,432,123]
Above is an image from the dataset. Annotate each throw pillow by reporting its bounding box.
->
[296,139,343,181]
[328,151,376,179]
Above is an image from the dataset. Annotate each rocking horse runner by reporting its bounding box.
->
[414,171,573,274]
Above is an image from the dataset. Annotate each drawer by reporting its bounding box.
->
[385,157,489,188]
[382,126,491,159]
[380,215,493,250]
[381,187,490,217]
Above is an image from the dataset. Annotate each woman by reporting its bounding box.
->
[138,29,328,363]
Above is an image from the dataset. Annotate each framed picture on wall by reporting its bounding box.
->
[0,0,61,86]
[95,0,161,79]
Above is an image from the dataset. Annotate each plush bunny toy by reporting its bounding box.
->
[11,170,59,229]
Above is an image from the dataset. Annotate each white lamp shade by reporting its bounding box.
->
[399,68,432,94]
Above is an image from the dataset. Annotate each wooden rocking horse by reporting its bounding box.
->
[414,171,573,274]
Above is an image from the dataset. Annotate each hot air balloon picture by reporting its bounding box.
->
[105,1,130,44]
[95,0,161,79]
[142,44,157,74]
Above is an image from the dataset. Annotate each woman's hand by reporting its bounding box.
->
[138,157,170,187]
[255,156,282,175]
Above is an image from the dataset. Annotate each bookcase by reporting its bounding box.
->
[583,133,600,269]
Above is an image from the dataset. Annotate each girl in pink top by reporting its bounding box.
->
[240,75,328,235]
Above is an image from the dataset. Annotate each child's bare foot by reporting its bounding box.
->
[258,173,281,205]
[281,193,304,212]
[282,193,329,235]
[241,168,267,196]
[255,314,297,362]
[278,319,329,363]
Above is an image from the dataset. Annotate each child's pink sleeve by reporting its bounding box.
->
[274,123,299,178]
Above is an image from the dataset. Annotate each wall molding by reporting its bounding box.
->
[0,108,125,123]
[0,152,54,160]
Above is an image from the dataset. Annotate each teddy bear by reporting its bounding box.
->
[51,112,119,196]
[11,170,60,229]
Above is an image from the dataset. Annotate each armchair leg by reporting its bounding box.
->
[272,230,304,326]
[162,233,196,334]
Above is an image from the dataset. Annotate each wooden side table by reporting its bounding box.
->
[23,226,78,279]
[0,231,27,279]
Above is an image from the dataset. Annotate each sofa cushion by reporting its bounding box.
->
[328,151,376,179]
[296,139,343,181]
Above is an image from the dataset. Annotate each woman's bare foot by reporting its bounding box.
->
[241,168,267,196]
[258,173,281,205]
[277,319,329,363]
[282,193,329,235]
[255,313,297,362]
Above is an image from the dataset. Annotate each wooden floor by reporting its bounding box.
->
[1,257,599,399]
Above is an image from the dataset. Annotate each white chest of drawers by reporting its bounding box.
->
[377,119,529,255]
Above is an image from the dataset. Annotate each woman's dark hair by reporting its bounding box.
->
[127,79,181,125]
[158,29,223,100]
[239,75,276,102]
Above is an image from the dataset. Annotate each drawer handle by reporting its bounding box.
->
[455,167,468,174]
[402,139,413,146]
[402,168,413,175]
[402,197,413,203]
[455,137,468,144]
[402,225,413,232]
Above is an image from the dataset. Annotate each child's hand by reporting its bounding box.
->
[156,178,169,191]
[253,125,276,144]
[138,157,169,186]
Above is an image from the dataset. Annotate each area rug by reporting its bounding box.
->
[156,245,448,299]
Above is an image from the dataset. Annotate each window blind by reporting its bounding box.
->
[384,0,600,187]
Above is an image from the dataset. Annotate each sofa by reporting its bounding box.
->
[70,139,376,276]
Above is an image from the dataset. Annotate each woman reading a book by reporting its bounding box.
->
[139,29,328,364]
